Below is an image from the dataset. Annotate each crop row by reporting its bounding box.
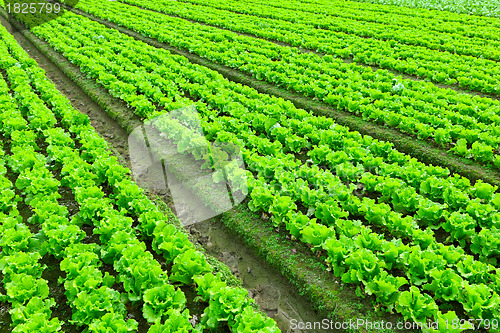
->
[0,24,279,332]
[152,109,500,328]
[0,112,62,332]
[204,0,500,41]
[215,0,500,27]
[163,98,500,329]
[131,61,500,331]
[123,0,500,101]
[346,0,500,19]
[33,7,500,284]
[1,49,128,332]
[154,0,500,61]
[17,10,500,329]
[28,11,500,263]
[68,0,500,167]
[131,0,500,93]
[1,40,177,331]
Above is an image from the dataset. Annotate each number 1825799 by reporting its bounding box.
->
[5,2,61,14]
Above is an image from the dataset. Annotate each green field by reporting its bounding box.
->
[0,0,499,332]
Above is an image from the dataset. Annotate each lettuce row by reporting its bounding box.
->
[345,0,500,18]
[12,10,500,326]
[193,109,500,275]
[7,57,191,329]
[43,106,264,330]
[129,103,500,325]
[211,117,500,263]
[20,6,500,255]
[0,25,280,332]
[80,0,500,93]
[121,0,500,42]
[116,0,500,61]
[0,85,61,332]
[24,10,498,204]
[25,10,500,215]
[246,162,500,322]
[67,0,500,166]
[245,149,500,287]
[174,114,498,326]
[2,41,183,331]
[75,131,278,332]
[1,69,137,331]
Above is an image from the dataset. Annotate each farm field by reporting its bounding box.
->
[0,0,499,332]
